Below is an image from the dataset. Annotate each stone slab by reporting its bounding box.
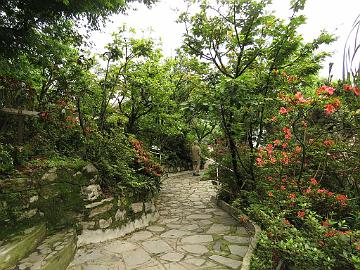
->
[181,235,213,244]
[142,240,173,254]
[209,255,242,269]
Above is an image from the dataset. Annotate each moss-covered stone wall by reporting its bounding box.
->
[0,162,157,240]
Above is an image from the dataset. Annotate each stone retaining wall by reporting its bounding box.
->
[215,198,261,270]
[0,162,159,241]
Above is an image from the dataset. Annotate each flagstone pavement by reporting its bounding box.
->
[67,171,252,270]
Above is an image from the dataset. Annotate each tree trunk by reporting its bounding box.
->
[220,105,242,190]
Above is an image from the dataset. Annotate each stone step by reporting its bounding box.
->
[11,229,77,270]
[0,224,46,270]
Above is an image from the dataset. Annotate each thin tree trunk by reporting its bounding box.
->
[221,105,242,191]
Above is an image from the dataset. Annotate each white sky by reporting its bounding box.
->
[89,0,360,79]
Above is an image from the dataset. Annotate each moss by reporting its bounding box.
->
[35,180,85,232]
[0,224,46,269]
[28,157,87,171]
[87,203,116,222]
[42,230,77,270]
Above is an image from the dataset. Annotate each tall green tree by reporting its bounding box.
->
[0,0,156,56]
[180,0,334,192]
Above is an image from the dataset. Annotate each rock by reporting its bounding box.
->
[160,252,184,262]
[187,214,212,219]
[85,198,114,209]
[180,224,199,231]
[160,229,190,239]
[80,221,96,230]
[72,171,82,178]
[142,240,173,254]
[209,255,242,269]
[89,203,113,218]
[131,202,143,213]
[82,185,102,201]
[206,224,230,234]
[82,164,98,174]
[183,258,206,266]
[229,245,248,257]
[224,235,250,244]
[213,241,222,252]
[198,220,213,226]
[123,248,151,269]
[29,195,39,203]
[180,244,208,255]
[115,209,126,221]
[144,202,155,212]
[20,209,37,219]
[99,218,112,229]
[41,171,57,182]
[181,235,213,244]
[128,231,153,242]
[146,226,165,232]
[103,241,137,254]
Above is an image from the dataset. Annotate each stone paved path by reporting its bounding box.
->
[67,172,251,270]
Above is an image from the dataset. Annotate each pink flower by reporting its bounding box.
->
[324,230,337,237]
[270,157,277,164]
[332,98,341,109]
[256,157,264,167]
[288,193,296,199]
[294,92,307,103]
[305,186,312,193]
[322,220,330,227]
[279,107,288,115]
[317,85,335,96]
[325,104,335,115]
[282,127,292,140]
[271,116,278,122]
[295,92,303,99]
[273,139,281,146]
[326,87,335,95]
[280,152,289,164]
[268,191,273,197]
[323,140,334,147]
[310,178,318,185]
[297,211,305,218]
[343,84,353,91]
[336,194,348,201]
[280,185,286,190]
[266,144,273,156]
[353,87,360,96]
[283,219,291,226]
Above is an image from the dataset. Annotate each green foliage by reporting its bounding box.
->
[0,0,157,56]
[0,143,14,174]
[28,156,87,171]
[180,0,335,190]
[82,130,136,190]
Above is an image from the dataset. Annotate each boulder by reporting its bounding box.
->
[82,185,102,201]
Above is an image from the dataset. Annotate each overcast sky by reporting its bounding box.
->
[89,0,360,78]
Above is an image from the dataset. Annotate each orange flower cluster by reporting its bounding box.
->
[282,127,292,140]
[129,138,163,177]
[317,85,335,96]
[343,84,360,96]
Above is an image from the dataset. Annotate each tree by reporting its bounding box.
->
[180,0,334,192]
[0,0,156,56]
